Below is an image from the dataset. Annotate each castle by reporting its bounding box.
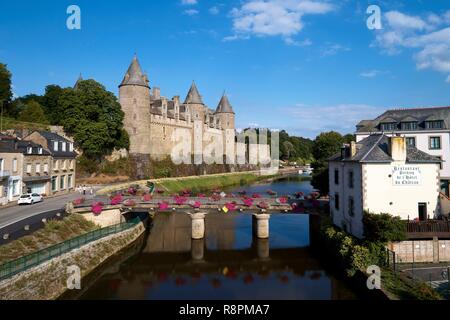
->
[119,55,238,162]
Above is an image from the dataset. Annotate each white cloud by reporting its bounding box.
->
[284,37,312,46]
[209,6,220,15]
[181,0,197,5]
[286,103,383,137]
[360,70,380,78]
[373,10,450,82]
[184,9,199,16]
[225,0,334,42]
[320,43,350,57]
[446,75,450,83]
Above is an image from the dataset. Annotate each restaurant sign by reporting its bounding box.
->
[392,166,421,186]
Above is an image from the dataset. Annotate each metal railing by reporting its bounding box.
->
[0,217,141,281]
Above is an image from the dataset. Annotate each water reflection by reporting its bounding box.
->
[77,212,356,300]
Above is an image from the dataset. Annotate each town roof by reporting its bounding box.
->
[356,106,450,133]
[0,139,50,155]
[329,134,442,164]
[33,131,77,158]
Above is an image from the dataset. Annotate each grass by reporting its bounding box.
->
[1,117,49,131]
[157,172,276,194]
[0,214,99,265]
[381,267,443,300]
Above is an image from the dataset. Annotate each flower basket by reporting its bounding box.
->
[242,198,254,207]
[142,194,152,202]
[91,202,104,215]
[158,201,170,211]
[123,199,136,207]
[110,194,123,205]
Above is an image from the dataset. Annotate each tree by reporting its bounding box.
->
[42,85,64,124]
[282,141,295,160]
[0,63,13,114]
[18,100,48,124]
[57,79,129,160]
[311,131,345,195]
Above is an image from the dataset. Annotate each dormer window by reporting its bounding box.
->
[69,143,74,152]
[380,122,397,131]
[425,120,444,129]
[53,141,59,151]
[62,142,66,152]
[38,148,43,155]
[27,147,32,154]
[400,122,417,131]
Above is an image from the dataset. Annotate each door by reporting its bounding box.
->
[418,203,427,221]
[31,183,45,195]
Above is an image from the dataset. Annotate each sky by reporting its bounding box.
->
[0,0,449,138]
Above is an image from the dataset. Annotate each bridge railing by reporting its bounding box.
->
[0,217,141,282]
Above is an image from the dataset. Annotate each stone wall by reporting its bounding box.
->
[0,222,145,300]
[391,239,450,263]
[79,209,125,228]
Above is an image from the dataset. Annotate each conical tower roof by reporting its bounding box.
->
[74,73,83,89]
[120,55,149,88]
[184,81,203,104]
[215,93,234,114]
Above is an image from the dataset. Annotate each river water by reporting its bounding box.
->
[68,175,358,300]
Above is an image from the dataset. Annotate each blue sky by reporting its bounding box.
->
[0,0,449,138]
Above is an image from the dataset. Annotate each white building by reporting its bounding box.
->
[355,106,450,197]
[329,134,441,239]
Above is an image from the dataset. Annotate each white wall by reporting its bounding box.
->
[329,161,364,238]
[363,162,440,220]
[357,131,450,179]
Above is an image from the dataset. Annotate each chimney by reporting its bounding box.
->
[350,141,357,157]
[153,87,161,100]
[390,135,406,161]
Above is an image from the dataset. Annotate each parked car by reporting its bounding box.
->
[17,193,44,205]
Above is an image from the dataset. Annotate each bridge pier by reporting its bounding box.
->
[252,214,270,239]
[254,238,270,259]
[191,239,205,261]
[189,212,207,239]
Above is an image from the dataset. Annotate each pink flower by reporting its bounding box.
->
[72,198,85,206]
[257,201,269,209]
[278,197,288,204]
[91,202,103,215]
[243,198,254,207]
[158,201,169,211]
[110,194,123,205]
[198,193,206,198]
[174,196,187,205]
[252,193,261,199]
[210,194,221,202]
[225,202,237,211]
[127,187,137,195]
[189,201,202,209]
[123,199,136,207]
[142,194,152,202]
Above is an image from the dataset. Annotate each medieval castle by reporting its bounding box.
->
[119,55,271,165]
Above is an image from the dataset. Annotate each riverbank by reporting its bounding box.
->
[0,219,146,300]
[312,215,442,300]
[96,170,303,196]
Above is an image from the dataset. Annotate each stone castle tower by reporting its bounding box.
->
[119,55,235,160]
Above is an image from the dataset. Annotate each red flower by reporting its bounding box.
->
[252,193,262,199]
[189,201,202,209]
[278,197,288,204]
[123,199,136,207]
[72,198,85,206]
[210,194,221,202]
[225,202,237,211]
[198,193,206,198]
[158,201,170,211]
[257,201,269,209]
[127,187,137,195]
[110,194,123,205]
[91,202,103,215]
[174,196,187,205]
[243,198,254,207]
[142,194,152,202]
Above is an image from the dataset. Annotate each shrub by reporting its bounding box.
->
[363,211,407,243]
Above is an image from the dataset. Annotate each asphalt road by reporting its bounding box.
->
[0,191,98,228]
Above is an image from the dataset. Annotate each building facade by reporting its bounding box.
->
[24,131,77,196]
[329,134,441,239]
[119,56,268,164]
[356,106,450,196]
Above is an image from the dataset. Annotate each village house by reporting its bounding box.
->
[25,131,77,195]
[356,106,450,197]
[329,134,442,239]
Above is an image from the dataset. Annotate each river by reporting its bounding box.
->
[65,175,358,300]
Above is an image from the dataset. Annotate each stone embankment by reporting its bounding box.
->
[0,220,145,300]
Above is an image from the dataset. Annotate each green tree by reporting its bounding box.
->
[0,63,13,114]
[42,85,64,124]
[18,100,48,124]
[57,79,129,160]
[311,131,345,194]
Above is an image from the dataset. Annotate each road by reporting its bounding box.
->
[0,191,98,228]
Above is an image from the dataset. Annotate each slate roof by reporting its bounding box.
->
[215,94,234,114]
[0,139,50,156]
[120,56,149,88]
[356,106,450,133]
[329,134,442,164]
[184,82,203,104]
[35,131,77,158]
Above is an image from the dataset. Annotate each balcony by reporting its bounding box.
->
[0,171,10,180]
[406,220,450,239]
